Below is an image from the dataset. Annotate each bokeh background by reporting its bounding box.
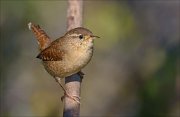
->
[0,0,179,117]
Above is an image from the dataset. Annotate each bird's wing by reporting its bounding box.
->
[36,41,65,61]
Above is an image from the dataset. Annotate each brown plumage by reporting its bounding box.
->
[29,22,99,103]
[36,40,65,61]
[28,22,51,50]
[29,22,99,78]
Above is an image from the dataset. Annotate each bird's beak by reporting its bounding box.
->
[90,35,100,39]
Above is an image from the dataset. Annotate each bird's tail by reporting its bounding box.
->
[28,22,51,50]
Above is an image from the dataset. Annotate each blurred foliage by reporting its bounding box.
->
[84,1,141,50]
[0,0,179,117]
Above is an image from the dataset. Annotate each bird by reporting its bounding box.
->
[28,22,99,103]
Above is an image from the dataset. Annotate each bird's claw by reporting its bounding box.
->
[61,92,81,104]
[78,71,85,79]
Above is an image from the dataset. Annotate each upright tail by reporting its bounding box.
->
[28,22,51,50]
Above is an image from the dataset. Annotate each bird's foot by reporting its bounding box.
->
[77,71,85,79]
[61,92,81,104]
[54,77,81,104]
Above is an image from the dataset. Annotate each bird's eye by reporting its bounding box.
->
[79,35,83,39]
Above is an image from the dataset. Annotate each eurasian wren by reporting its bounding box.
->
[28,22,99,103]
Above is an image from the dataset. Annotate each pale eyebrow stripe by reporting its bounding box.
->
[69,33,80,37]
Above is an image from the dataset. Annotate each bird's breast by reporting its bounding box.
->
[67,47,93,69]
[42,47,93,78]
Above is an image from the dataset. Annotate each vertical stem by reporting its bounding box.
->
[63,0,83,117]
[67,0,83,31]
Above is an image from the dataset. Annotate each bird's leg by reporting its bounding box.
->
[54,77,80,104]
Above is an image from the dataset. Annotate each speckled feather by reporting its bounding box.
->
[36,38,65,61]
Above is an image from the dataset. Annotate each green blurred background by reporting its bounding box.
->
[0,0,179,117]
